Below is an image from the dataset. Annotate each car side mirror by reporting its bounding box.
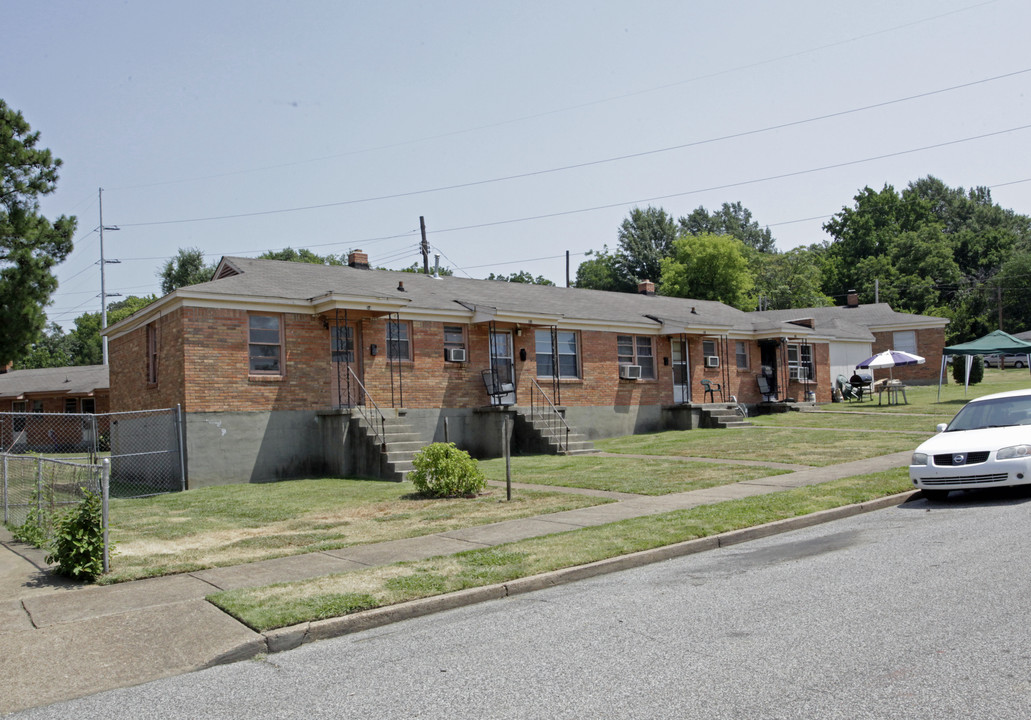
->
[936,423,948,433]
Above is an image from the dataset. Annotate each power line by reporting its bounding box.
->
[111,68,1030,229]
[105,1,1000,194]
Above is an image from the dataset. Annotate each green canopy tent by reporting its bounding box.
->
[939,329,1031,400]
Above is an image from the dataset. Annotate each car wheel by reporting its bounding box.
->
[1017,361,1025,368]
[923,489,950,501]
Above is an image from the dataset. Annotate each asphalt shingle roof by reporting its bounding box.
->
[0,365,109,400]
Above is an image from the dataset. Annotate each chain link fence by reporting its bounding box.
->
[0,406,184,516]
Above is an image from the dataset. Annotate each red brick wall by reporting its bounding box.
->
[111,308,840,413]
[182,308,329,412]
[872,327,944,383]
[110,308,185,411]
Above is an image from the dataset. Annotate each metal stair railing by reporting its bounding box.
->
[529,377,572,453]
[346,367,388,450]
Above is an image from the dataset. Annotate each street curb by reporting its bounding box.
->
[227,489,920,661]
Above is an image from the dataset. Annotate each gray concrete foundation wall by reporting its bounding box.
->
[183,403,700,487]
[185,411,326,488]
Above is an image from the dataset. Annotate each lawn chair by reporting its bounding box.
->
[700,378,723,402]
[756,375,777,402]
[481,369,515,406]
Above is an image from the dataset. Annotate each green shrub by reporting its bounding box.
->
[409,443,486,498]
[952,355,984,385]
[45,489,107,582]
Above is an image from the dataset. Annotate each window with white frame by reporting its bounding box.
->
[248,314,283,375]
[787,343,813,380]
[702,338,720,368]
[735,340,749,370]
[893,330,917,355]
[386,320,411,361]
[617,335,655,378]
[535,329,579,378]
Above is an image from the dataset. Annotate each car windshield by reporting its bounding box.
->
[946,395,1031,431]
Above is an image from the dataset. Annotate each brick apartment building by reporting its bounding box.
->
[103,252,947,487]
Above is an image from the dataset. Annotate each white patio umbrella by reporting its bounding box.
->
[855,349,926,381]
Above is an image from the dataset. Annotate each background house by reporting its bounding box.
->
[0,365,109,452]
[751,292,948,385]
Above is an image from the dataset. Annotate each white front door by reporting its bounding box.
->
[672,339,690,403]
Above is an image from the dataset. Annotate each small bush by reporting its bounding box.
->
[45,489,107,582]
[409,443,486,498]
[952,355,984,385]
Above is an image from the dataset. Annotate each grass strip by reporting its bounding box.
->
[595,427,918,465]
[209,468,911,632]
[478,455,792,495]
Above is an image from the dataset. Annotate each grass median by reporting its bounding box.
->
[208,467,912,632]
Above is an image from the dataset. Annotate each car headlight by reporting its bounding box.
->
[911,452,928,465]
[996,445,1031,460]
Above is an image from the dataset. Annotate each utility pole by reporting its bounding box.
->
[98,188,121,365]
[998,285,1004,330]
[419,216,430,274]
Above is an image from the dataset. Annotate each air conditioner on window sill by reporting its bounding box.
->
[619,364,643,380]
[789,366,812,381]
[445,348,467,362]
[704,356,720,368]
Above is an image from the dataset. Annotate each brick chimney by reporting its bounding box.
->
[638,280,655,296]
[347,250,369,269]
[846,290,859,308]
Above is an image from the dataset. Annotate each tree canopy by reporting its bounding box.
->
[259,247,344,265]
[1,100,76,366]
[159,247,216,294]
[659,233,754,309]
[486,270,555,285]
[679,201,776,253]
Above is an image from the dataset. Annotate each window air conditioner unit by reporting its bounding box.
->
[789,366,811,381]
[445,348,466,362]
[704,355,720,368]
[619,364,643,380]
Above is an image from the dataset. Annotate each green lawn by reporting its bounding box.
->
[104,479,607,583]
[478,454,792,495]
[595,427,920,466]
[210,468,911,632]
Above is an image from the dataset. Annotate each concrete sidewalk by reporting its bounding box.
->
[0,451,913,714]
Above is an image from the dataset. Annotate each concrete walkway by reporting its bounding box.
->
[0,451,913,714]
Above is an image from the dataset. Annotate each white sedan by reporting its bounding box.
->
[910,389,1031,500]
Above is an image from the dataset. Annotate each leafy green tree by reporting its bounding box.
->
[614,206,678,288]
[486,270,555,285]
[752,247,833,310]
[259,247,344,265]
[399,261,454,276]
[0,100,76,366]
[995,250,1031,334]
[159,247,215,293]
[13,322,74,369]
[574,246,634,292]
[679,201,776,253]
[63,295,158,366]
[659,233,754,309]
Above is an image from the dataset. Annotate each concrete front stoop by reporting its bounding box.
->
[512,408,596,455]
[698,403,754,429]
[349,411,423,481]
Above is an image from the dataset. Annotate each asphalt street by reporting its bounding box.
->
[12,490,1031,719]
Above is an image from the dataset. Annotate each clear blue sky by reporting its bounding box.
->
[4,0,1029,328]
